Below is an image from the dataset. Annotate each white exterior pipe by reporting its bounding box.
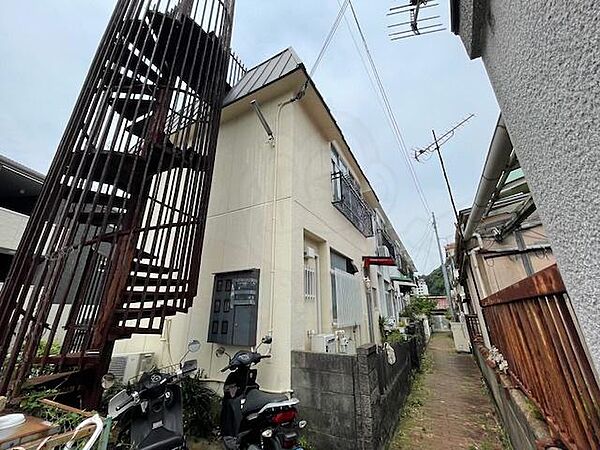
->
[463,116,513,240]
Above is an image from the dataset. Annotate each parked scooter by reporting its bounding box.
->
[106,339,202,450]
[217,336,306,450]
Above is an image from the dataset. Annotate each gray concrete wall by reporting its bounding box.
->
[454,1,600,373]
[291,330,424,449]
[473,345,553,450]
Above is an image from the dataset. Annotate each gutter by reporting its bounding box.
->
[463,116,513,241]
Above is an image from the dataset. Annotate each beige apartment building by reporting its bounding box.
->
[113,48,415,391]
[0,49,415,393]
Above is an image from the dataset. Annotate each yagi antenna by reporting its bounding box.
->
[387,1,445,41]
[414,114,475,161]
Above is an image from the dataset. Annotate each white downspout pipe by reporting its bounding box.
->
[463,116,513,240]
[268,96,299,336]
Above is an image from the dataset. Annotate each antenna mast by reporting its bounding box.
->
[414,114,474,221]
[387,1,445,41]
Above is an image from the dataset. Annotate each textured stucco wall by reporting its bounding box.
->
[456,1,600,371]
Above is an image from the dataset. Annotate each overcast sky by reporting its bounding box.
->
[0,1,499,274]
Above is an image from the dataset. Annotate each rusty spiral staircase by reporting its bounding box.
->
[0,0,245,407]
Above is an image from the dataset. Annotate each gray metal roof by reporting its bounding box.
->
[223,47,302,106]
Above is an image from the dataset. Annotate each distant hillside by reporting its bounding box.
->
[425,265,445,296]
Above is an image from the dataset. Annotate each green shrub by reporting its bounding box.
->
[403,296,438,320]
[181,375,220,438]
[387,330,408,344]
[19,389,83,432]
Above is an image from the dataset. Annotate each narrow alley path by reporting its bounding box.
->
[391,333,508,450]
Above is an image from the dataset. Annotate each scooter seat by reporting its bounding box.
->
[242,389,288,415]
[138,426,184,450]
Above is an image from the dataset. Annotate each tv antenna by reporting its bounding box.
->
[414,113,475,221]
[414,114,475,161]
[387,1,445,41]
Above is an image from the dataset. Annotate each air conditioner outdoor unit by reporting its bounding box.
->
[109,352,154,382]
[311,334,336,353]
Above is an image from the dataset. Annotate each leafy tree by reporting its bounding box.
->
[425,265,446,296]
[403,296,438,320]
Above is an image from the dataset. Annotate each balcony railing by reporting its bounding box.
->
[331,171,373,237]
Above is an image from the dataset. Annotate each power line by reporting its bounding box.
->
[420,228,435,272]
[345,0,431,215]
[411,224,433,263]
[310,0,350,78]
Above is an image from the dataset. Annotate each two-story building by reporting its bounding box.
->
[0,48,415,393]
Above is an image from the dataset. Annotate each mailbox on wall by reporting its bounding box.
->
[207,269,260,346]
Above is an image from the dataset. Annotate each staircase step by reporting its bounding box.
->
[123,290,186,302]
[115,305,178,320]
[119,13,221,88]
[110,97,154,122]
[126,114,153,137]
[133,249,158,261]
[67,210,123,226]
[66,146,206,192]
[61,186,129,209]
[130,261,180,274]
[111,43,161,83]
[170,16,221,88]
[127,275,181,287]
[66,150,143,191]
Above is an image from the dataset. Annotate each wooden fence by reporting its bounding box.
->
[481,264,600,449]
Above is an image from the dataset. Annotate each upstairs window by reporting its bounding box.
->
[330,143,374,237]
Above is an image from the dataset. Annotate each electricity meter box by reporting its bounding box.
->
[208,269,260,347]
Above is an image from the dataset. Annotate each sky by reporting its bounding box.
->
[0,1,499,274]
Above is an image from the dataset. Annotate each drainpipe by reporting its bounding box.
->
[463,116,513,241]
[268,91,304,336]
[315,255,322,334]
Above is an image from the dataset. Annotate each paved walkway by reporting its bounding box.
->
[390,332,507,450]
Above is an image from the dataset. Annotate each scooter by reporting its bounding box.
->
[106,339,202,450]
[217,336,306,450]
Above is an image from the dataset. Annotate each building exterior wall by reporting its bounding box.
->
[116,82,410,391]
[455,1,600,372]
[0,207,29,253]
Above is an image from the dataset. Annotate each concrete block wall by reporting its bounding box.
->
[292,327,425,449]
[291,350,360,449]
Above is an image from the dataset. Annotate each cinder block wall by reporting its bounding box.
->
[291,332,423,450]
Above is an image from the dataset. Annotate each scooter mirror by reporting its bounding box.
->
[101,373,116,390]
[215,346,226,358]
[187,339,201,353]
[262,335,273,345]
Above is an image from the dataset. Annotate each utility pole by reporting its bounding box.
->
[432,211,455,320]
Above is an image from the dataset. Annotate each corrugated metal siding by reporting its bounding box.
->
[223,47,302,105]
[333,269,363,327]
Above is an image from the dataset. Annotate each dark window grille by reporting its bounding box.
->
[378,228,396,259]
[331,171,373,237]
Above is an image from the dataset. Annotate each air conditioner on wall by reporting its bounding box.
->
[311,334,336,353]
[108,352,154,382]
